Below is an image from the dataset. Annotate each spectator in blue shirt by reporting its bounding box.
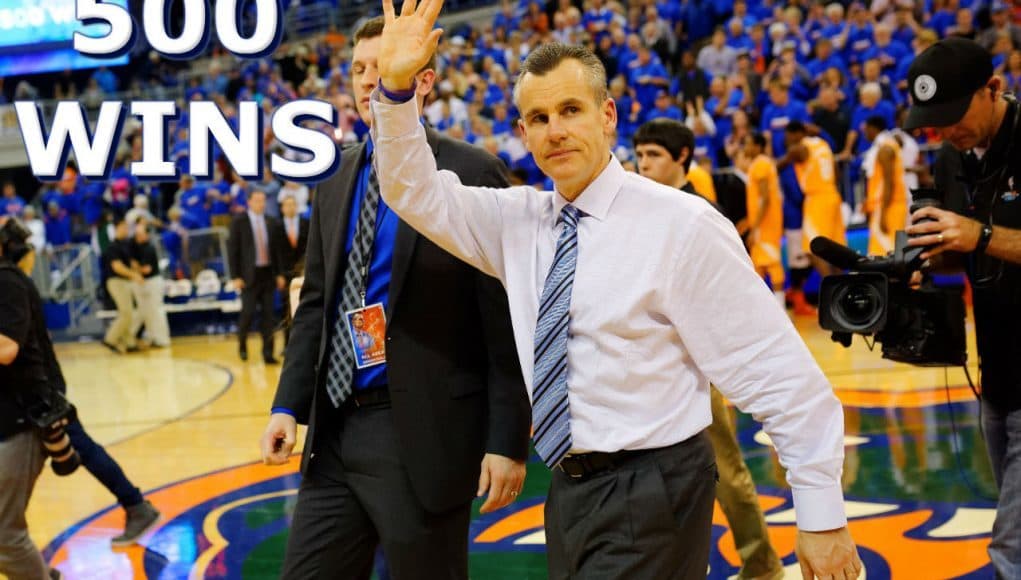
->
[819,3,849,54]
[1,182,26,217]
[44,202,73,248]
[610,76,641,140]
[644,90,684,123]
[862,24,910,73]
[77,180,105,226]
[807,38,849,83]
[582,0,613,39]
[844,4,875,64]
[493,0,521,35]
[927,0,958,38]
[891,5,918,47]
[858,59,904,108]
[177,176,212,230]
[731,0,758,30]
[760,79,810,159]
[846,82,897,159]
[803,2,828,43]
[761,79,811,229]
[704,75,747,151]
[629,46,670,110]
[681,0,717,43]
[726,18,754,53]
[491,102,513,137]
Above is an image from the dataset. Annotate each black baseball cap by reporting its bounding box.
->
[904,37,993,130]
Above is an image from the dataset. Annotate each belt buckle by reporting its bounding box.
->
[559,455,587,479]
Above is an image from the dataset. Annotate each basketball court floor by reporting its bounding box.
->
[29,317,996,579]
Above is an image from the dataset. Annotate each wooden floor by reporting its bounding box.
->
[26,316,996,579]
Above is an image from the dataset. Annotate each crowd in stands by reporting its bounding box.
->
[3,0,1021,284]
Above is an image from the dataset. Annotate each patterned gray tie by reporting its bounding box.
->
[532,205,580,468]
[324,163,381,408]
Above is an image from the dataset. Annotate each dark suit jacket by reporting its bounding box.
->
[274,216,310,278]
[228,212,284,283]
[273,130,531,514]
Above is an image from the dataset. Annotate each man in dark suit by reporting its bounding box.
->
[228,189,285,364]
[276,194,309,277]
[258,17,531,580]
[274,194,309,343]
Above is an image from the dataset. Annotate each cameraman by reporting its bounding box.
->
[0,217,60,579]
[903,37,1021,579]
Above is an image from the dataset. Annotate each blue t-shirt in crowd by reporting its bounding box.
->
[845,23,875,63]
[862,41,910,71]
[45,213,72,246]
[851,101,897,153]
[643,105,683,124]
[629,61,670,110]
[180,186,212,229]
[760,99,810,157]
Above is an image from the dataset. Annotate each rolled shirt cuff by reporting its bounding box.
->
[370,89,422,139]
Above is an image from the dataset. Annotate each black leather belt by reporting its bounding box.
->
[557,447,654,480]
[346,386,391,409]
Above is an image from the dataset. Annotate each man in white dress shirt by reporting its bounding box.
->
[371,0,862,577]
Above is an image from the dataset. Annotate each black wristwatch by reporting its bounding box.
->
[976,224,994,253]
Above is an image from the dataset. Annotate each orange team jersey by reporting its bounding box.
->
[794,136,846,250]
[687,164,717,203]
[866,134,908,255]
[746,154,784,268]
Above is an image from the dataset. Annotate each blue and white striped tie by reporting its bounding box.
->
[532,204,580,469]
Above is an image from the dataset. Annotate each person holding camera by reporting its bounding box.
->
[0,217,64,579]
[903,37,1021,579]
[0,218,162,578]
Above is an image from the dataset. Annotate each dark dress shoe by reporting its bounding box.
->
[239,348,248,361]
[263,356,280,365]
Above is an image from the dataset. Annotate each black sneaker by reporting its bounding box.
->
[111,500,161,547]
[49,567,63,579]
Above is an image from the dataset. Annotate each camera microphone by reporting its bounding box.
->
[810,236,867,270]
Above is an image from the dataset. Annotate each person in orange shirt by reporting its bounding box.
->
[741,132,785,306]
[784,121,847,277]
[862,116,908,255]
[687,158,718,203]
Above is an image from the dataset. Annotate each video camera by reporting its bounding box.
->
[811,194,967,367]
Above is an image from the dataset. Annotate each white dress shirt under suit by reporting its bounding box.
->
[371,96,848,532]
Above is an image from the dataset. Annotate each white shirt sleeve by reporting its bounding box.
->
[370,94,519,281]
[666,208,848,532]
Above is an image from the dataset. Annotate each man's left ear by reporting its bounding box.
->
[417,69,437,98]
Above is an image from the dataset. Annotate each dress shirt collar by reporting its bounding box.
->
[552,153,624,222]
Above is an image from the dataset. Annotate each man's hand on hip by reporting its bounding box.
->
[260,413,297,465]
[477,453,526,514]
[379,0,445,91]
[796,526,863,579]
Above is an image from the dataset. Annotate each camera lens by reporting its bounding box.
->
[832,282,884,331]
